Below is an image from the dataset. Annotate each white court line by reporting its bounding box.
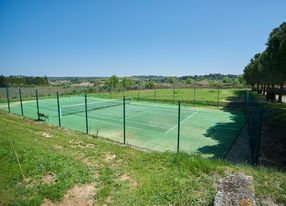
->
[70,112,148,132]
[87,112,168,131]
[164,111,197,135]
[126,108,159,120]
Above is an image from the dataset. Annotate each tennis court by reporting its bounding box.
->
[0,95,246,158]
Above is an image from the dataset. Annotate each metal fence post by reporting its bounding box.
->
[123,96,126,144]
[6,87,10,113]
[173,87,175,104]
[137,88,139,101]
[254,106,264,164]
[193,87,196,105]
[36,90,40,120]
[56,92,61,127]
[177,101,181,153]
[217,87,220,108]
[244,90,248,114]
[85,93,89,134]
[19,87,24,116]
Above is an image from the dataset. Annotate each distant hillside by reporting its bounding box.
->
[47,74,242,82]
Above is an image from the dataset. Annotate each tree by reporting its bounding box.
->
[243,53,261,91]
[121,77,133,89]
[243,22,286,102]
[223,77,231,84]
[145,81,155,89]
[166,77,177,84]
[266,22,286,102]
[107,75,119,90]
[185,78,194,84]
[0,75,8,87]
[0,75,49,86]
[257,51,272,95]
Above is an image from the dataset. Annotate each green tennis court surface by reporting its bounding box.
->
[0,95,246,158]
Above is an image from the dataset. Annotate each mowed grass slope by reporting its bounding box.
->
[0,111,286,205]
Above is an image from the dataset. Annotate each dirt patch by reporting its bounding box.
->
[68,139,84,148]
[257,197,282,206]
[52,145,63,150]
[42,172,57,185]
[102,196,112,206]
[131,180,138,188]
[22,177,35,188]
[119,174,130,181]
[118,174,138,189]
[41,183,96,206]
[85,143,95,149]
[41,132,52,138]
[105,153,116,162]
[68,139,95,149]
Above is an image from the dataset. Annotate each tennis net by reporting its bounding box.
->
[60,97,132,116]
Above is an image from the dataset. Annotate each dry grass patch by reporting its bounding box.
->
[104,153,116,162]
[42,172,57,185]
[41,183,96,206]
[118,174,138,189]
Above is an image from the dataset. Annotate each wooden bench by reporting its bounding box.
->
[37,112,49,121]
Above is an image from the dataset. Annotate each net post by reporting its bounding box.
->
[6,87,10,113]
[110,86,112,99]
[19,87,24,116]
[85,93,89,134]
[177,101,181,153]
[154,89,156,102]
[123,96,126,144]
[36,89,40,120]
[56,92,61,127]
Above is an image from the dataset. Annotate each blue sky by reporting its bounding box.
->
[0,0,285,77]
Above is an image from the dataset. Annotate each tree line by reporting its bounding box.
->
[243,22,286,102]
[0,75,49,87]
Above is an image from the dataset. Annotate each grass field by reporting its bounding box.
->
[91,88,247,106]
[0,95,246,158]
[0,111,285,205]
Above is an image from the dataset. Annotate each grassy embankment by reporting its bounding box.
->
[0,110,285,205]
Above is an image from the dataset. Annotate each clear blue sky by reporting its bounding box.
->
[0,0,285,77]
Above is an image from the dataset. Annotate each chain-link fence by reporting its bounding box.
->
[0,86,249,159]
[0,86,248,108]
[244,91,264,164]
